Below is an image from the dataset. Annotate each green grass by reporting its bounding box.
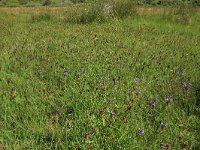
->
[0,6,200,149]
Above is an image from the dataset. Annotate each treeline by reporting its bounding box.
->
[0,0,200,6]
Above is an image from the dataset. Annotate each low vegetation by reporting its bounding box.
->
[0,1,200,149]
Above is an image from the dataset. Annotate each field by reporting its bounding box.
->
[0,4,200,150]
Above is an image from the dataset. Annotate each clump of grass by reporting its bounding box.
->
[109,0,137,19]
[173,3,195,25]
[66,2,107,24]
[31,13,52,23]
[42,0,52,6]
[66,0,137,24]
[162,3,196,25]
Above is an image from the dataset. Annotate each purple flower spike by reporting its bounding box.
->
[166,96,171,104]
[152,102,156,108]
[137,91,142,96]
[112,79,118,84]
[134,77,139,83]
[183,82,192,91]
[153,98,158,103]
[63,69,68,76]
[160,143,169,149]
[161,122,168,129]
[136,128,144,135]
[152,98,157,108]
[108,110,115,117]
[37,70,42,75]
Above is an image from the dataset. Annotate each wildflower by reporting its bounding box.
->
[137,91,142,96]
[136,128,144,135]
[152,102,156,108]
[63,69,68,76]
[182,82,192,91]
[37,70,42,75]
[160,143,169,149]
[161,122,168,129]
[166,96,172,104]
[134,77,139,83]
[112,78,118,84]
[182,142,188,150]
[152,98,158,108]
[108,110,115,117]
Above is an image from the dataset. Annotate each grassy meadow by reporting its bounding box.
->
[0,3,200,150]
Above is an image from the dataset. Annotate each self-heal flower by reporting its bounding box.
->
[108,110,115,117]
[134,77,139,83]
[112,78,118,84]
[152,98,158,108]
[136,128,144,135]
[161,122,168,129]
[160,143,169,149]
[166,96,172,104]
[137,91,141,96]
[37,70,42,75]
[63,69,68,76]
[152,102,156,108]
[182,82,192,91]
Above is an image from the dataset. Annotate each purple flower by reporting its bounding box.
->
[134,77,139,83]
[152,98,157,108]
[153,98,158,103]
[161,122,168,129]
[160,143,169,149]
[136,128,144,135]
[112,78,118,84]
[182,82,192,91]
[137,91,141,96]
[166,96,171,104]
[152,102,156,108]
[63,69,68,76]
[108,110,115,117]
[37,70,42,75]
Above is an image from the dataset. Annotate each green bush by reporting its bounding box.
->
[161,3,196,25]
[66,2,107,24]
[71,0,86,3]
[42,0,51,6]
[111,0,137,19]
[18,0,29,5]
[173,3,196,25]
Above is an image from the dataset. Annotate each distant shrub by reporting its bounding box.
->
[161,2,196,25]
[174,3,195,25]
[66,0,137,24]
[31,13,51,22]
[66,2,107,24]
[42,0,51,6]
[71,0,86,3]
[18,0,29,5]
[111,0,137,19]
[2,0,7,5]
